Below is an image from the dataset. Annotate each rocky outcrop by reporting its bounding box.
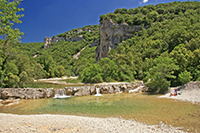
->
[178,81,200,91]
[44,37,66,49]
[43,26,98,49]
[96,19,148,62]
[43,36,83,49]
[65,82,146,96]
[0,88,54,100]
[44,37,51,49]
[66,35,83,42]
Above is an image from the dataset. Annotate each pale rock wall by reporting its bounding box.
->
[96,19,148,63]
[43,37,66,49]
[43,37,51,49]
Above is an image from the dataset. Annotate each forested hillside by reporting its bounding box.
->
[15,25,99,80]
[1,1,200,93]
[80,1,200,93]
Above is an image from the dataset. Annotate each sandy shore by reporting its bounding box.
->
[0,113,187,133]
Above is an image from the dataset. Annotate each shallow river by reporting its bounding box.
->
[0,93,200,131]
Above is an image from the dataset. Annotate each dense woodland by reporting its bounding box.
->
[1,1,200,93]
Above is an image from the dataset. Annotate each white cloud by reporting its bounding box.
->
[139,0,148,4]
[143,0,148,3]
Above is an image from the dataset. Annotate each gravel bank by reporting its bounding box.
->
[159,82,200,104]
[0,113,186,133]
[159,89,200,104]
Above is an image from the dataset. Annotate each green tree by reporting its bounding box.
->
[80,64,103,83]
[0,0,24,47]
[178,70,192,85]
[0,0,24,87]
[145,56,179,93]
[98,58,119,82]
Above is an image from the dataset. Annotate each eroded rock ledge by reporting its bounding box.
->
[65,82,146,96]
[0,82,146,106]
[0,88,54,100]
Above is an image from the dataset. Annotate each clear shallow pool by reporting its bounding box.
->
[0,93,199,131]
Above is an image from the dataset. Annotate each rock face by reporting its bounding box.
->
[95,19,148,63]
[43,37,66,49]
[178,81,200,91]
[65,82,146,96]
[43,36,83,49]
[0,88,54,100]
[44,37,51,49]
[43,26,98,49]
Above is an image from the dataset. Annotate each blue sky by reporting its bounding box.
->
[15,0,199,43]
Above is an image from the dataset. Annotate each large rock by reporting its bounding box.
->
[44,37,65,49]
[0,88,54,100]
[96,19,148,63]
[74,87,90,96]
[178,81,200,91]
[43,37,51,49]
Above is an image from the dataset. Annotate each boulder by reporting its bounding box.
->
[90,86,96,95]
[112,85,121,93]
[120,84,127,91]
[129,86,145,93]
[179,81,200,91]
[74,87,90,96]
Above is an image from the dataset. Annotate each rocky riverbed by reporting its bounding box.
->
[0,113,187,133]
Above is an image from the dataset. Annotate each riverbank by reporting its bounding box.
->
[0,113,186,133]
[159,82,200,104]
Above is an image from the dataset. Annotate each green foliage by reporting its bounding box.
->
[5,1,200,92]
[13,42,44,57]
[0,0,39,88]
[178,70,192,85]
[145,56,179,93]
[86,1,200,92]
[80,64,103,83]
[0,0,24,46]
